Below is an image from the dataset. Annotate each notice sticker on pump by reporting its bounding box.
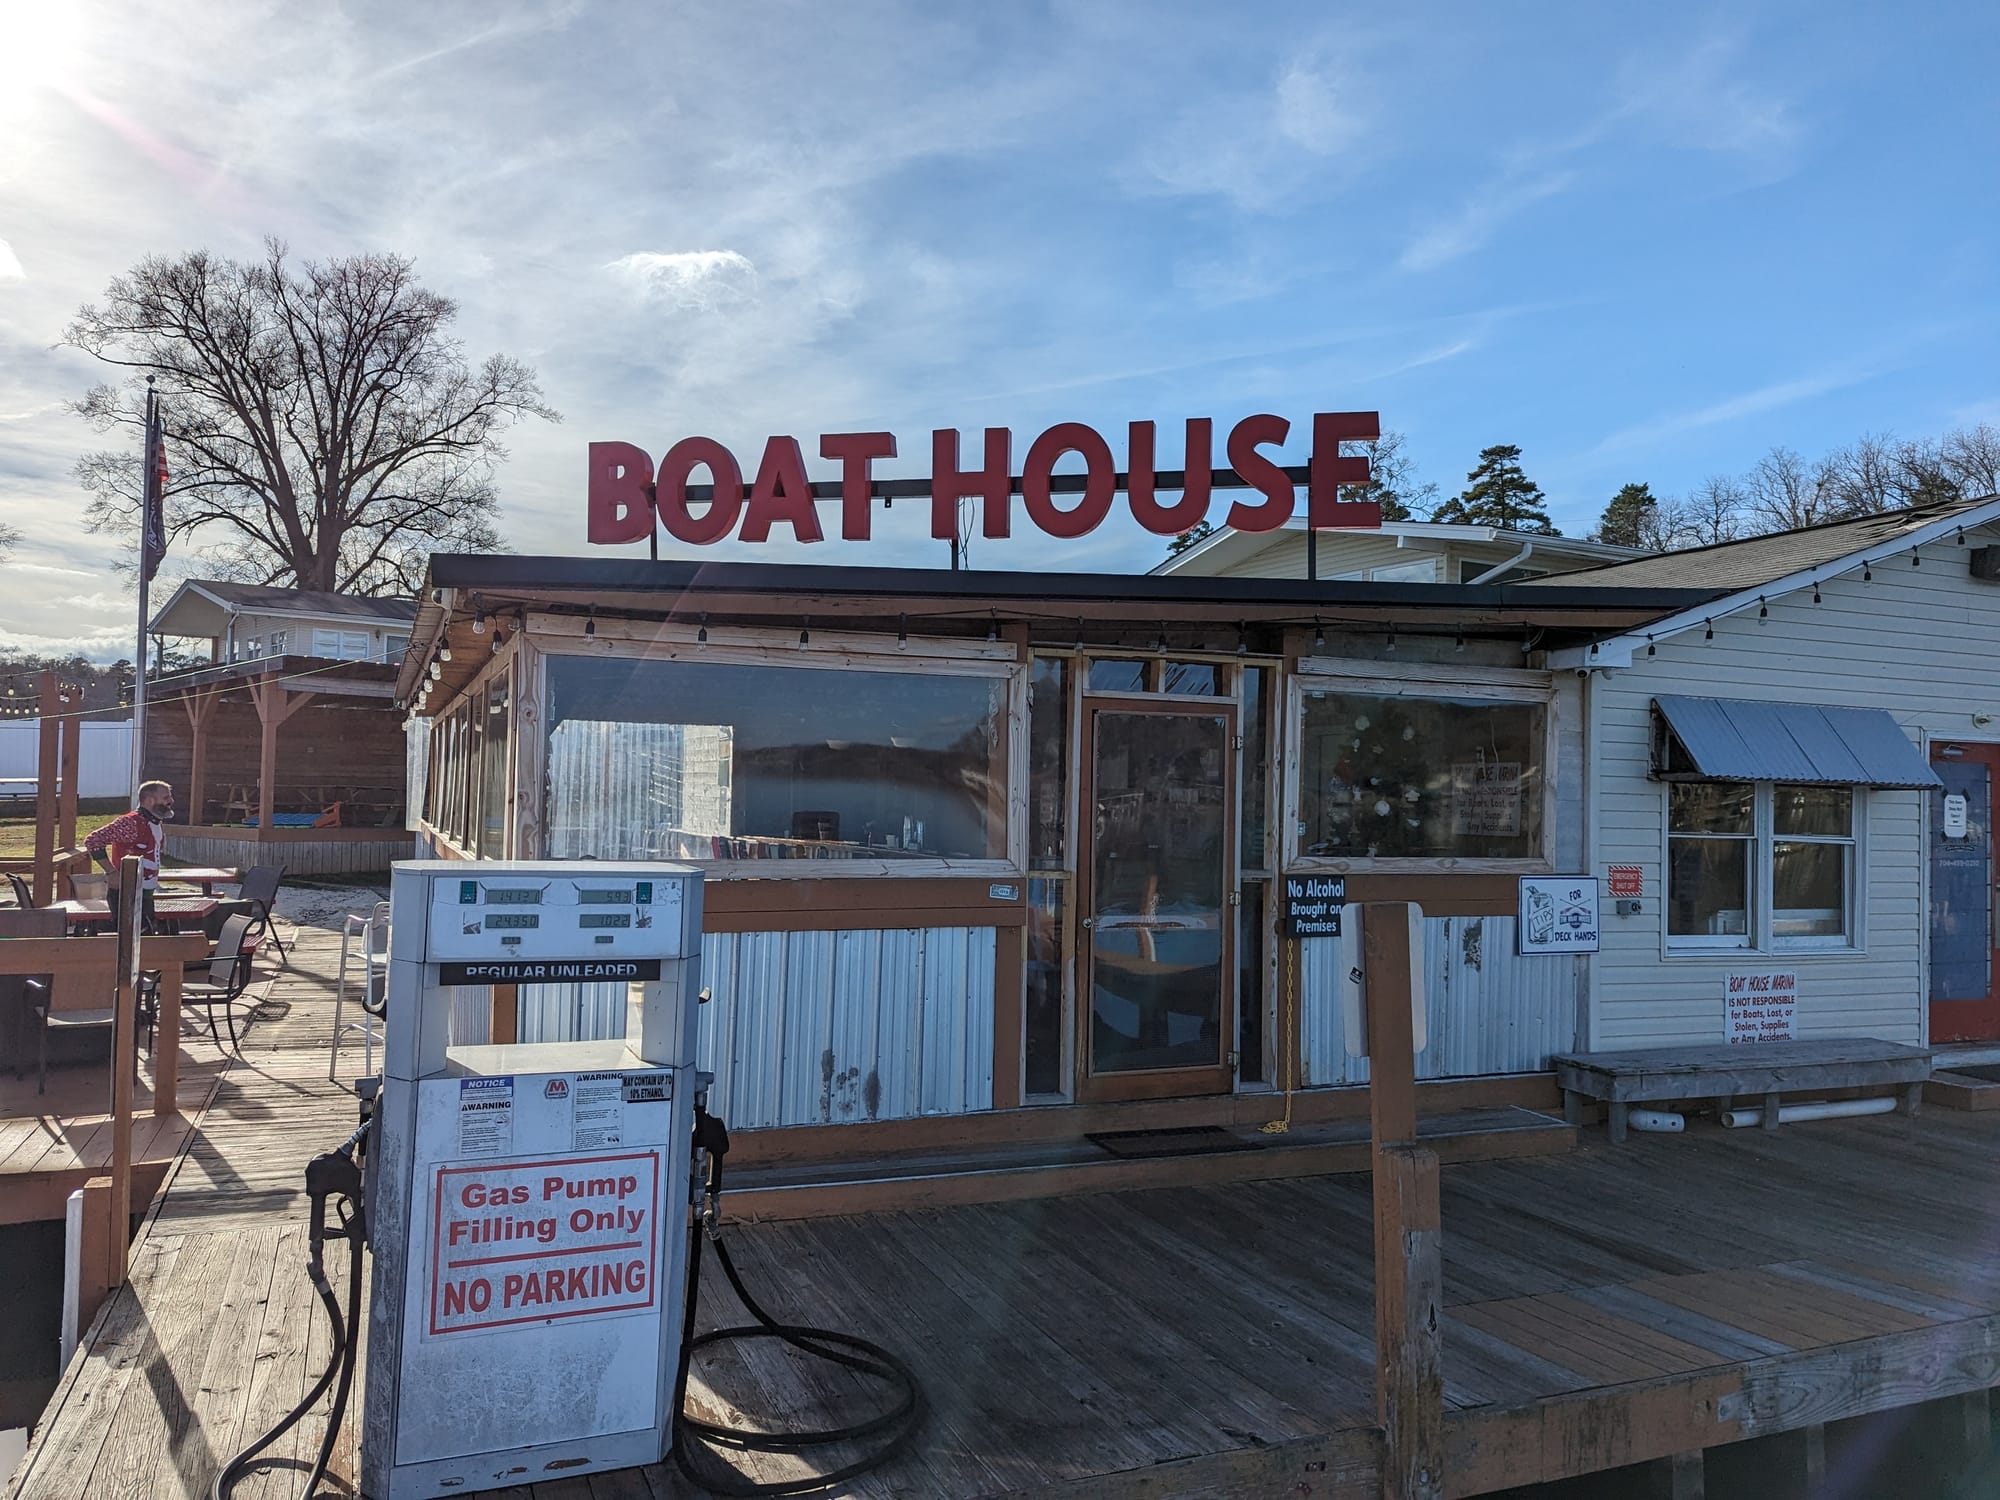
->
[456,1077,514,1158]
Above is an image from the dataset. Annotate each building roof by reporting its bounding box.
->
[149,579,418,637]
[1153,518,1653,577]
[1523,495,1998,592]
[398,553,1726,707]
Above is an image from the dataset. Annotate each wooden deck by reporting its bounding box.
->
[11,928,2000,1497]
[0,1006,234,1226]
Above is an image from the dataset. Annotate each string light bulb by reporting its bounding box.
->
[1863,562,1872,582]
[1758,597,1768,621]
[800,617,811,646]
[472,611,487,635]
[1454,632,1465,652]
[583,610,595,637]
[1911,549,1922,567]
[697,613,708,644]
[1385,625,1396,653]
[1313,617,1326,654]
[1812,583,1822,604]
[1704,619,1714,641]
[1236,621,1248,656]
[897,614,907,647]
[1957,527,1967,545]
[1646,635,1656,657]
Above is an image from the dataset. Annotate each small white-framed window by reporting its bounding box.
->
[310,628,371,661]
[1666,781,1859,951]
[268,629,287,655]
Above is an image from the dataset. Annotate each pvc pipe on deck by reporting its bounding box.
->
[1719,1096,1898,1129]
[1627,1109,1685,1133]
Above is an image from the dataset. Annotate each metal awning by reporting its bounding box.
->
[1652,695,1940,788]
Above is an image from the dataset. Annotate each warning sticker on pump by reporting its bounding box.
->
[622,1074,670,1104]
[427,1150,661,1337]
[456,1076,514,1157]
[572,1072,623,1149]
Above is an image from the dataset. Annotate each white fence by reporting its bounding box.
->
[0,720,135,798]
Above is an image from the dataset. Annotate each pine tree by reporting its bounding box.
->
[1431,445,1559,534]
[1594,482,1657,546]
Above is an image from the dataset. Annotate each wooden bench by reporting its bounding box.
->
[1551,1038,1933,1143]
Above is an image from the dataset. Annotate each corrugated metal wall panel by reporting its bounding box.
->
[664,925,998,1129]
[1301,913,1579,1086]
[447,985,491,1047]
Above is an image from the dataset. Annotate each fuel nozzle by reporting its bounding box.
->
[692,1102,730,1237]
[304,1144,367,1266]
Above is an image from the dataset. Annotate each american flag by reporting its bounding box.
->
[142,392,168,583]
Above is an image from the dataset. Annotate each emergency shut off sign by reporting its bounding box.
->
[427,1151,660,1336]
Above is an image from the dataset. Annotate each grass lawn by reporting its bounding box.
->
[0,796,129,858]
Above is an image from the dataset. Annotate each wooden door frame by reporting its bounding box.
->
[1076,695,1238,1104]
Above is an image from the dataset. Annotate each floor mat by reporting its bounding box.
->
[1085,1124,1269,1159]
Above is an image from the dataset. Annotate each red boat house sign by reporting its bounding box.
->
[586,411,1384,547]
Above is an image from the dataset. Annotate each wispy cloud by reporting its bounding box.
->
[1594,367,1880,454]
[1400,171,1575,273]
[1400,29,1800,273]
[0,241,22,281]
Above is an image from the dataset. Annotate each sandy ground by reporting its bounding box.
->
[273,882,390,932]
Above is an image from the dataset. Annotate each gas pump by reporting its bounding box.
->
[210,856,923,1500]
[362,859,704,1498]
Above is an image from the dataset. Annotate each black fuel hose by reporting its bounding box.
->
[211,1131,369,1500]
[671,1109,925,1496]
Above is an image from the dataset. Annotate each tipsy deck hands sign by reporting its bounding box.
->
[427,1151,661,1337]
[586,412,1384,547]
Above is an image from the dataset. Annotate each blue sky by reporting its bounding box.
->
[2,0,1997,658]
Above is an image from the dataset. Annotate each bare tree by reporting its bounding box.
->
[1942,424,2000,499]
[1822,434,1903,515]
[1659,476,1747,547]
[66,239,558,595]
[1742,446,1845,532]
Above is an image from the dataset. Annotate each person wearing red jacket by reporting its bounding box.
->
[84,779,175,929]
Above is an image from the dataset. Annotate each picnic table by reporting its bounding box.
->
[160,866,240,893]
[53,896,221,937]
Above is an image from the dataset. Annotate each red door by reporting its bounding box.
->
[1929,741,2000,1043]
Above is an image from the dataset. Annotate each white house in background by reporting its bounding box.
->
[148,580,419,668]
[1532,493,2000,1054]
[1153,518,1653,584]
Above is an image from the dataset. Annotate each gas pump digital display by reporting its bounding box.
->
[427,870,684,963]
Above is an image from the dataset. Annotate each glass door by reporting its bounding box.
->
[1078,701,1235,1102]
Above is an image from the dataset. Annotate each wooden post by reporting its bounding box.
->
[74,1175,116,1346]
[32,670,59,905]
[182,688,218,826]
[150,949,184,1118]
[57,685,80,858]
[491,983,519,1046]
[250,676,315,832]
[254,676,281,833]
[1362,902,1444,1500]
[108,856,140,1288]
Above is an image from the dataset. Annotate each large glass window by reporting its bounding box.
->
[1298,689,1546,861]
[1668,782,1858,949]
[1028,657,1069,870]
[478,672,511,858]
[544,654,1009,863]
[1668,782,1754,943]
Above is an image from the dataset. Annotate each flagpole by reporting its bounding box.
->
[130,377,154,800]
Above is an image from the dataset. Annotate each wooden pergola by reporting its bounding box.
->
[0,669,89,904]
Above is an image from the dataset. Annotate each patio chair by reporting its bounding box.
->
[235,864,290,964]
[6,872,34,909]
[180,913,259,1052]
[0,907,64,1078]
[329,900,389,1082]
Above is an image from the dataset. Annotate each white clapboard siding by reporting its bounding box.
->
[509,925,998,1129]
[1591,544,2000,1049]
